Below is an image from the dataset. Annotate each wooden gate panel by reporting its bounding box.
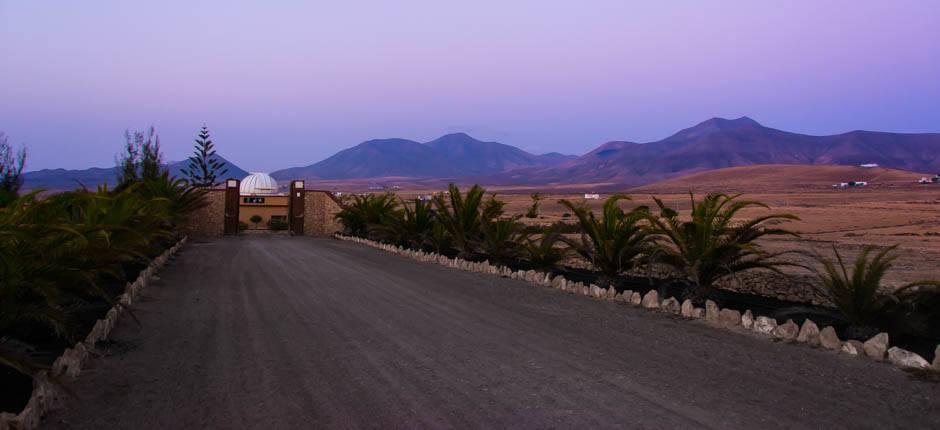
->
[288,180,305,235]
[223,179,240,235]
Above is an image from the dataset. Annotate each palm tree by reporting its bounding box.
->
[523,229,569,272]
[432,184,491,257]
[427,223,452,254]
[479,217,528,265]
[140,171,208,229]
[334,193,399,238]
[812,244,940,333]
[0,183,189,379]
[558,195,652,286]
[372,198,436,249]
[645,193,799,301]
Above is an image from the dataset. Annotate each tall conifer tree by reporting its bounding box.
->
[182,125,228,187]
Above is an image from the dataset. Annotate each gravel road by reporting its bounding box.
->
[45,235,940,429]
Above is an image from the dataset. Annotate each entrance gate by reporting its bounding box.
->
[223,179,241,235]
[288,180,305,235]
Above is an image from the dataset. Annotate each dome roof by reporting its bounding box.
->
[240,172,279,195]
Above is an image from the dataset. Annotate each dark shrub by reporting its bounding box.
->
[268,218,288,230]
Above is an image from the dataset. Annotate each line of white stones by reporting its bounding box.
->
[336,234,940,376]
[0,237,189,430]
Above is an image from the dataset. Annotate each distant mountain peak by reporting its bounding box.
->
[427,132,484,146]
[665,116,765,141]
[440,131,473,139]
[697,116,762,129]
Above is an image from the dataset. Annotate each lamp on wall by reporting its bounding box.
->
[227,179,238,188]
[294,180,304,189]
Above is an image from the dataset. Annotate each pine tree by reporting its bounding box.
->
[182,125,228,187]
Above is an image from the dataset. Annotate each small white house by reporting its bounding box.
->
[833,181,868,188]
[584,193,600,200]
[860,163,879,168]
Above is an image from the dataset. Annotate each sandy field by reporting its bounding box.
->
[376,165,940,286]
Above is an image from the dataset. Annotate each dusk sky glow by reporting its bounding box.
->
[2,1,939,172]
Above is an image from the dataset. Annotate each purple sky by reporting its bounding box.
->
[3,1,939,172]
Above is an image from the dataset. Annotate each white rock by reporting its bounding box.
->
[796,319,821,346]
[819,326,841,350]
[773,319,799,341]
[863,333,889,361]
[842,340,864,356]
[718,309,741,327]
[887,347,930,370]
[661,297,680,314]
[753,316,777,334]
[622,290,634,302]
[741,310,754,329]
[934,345,940,371]
[606,286,617,300]
[680,299,694,318]
[641,290,660,309]
[590,284,604,298]
[705,300,720,322]
[630,292,642,305]
[691,308,705,319]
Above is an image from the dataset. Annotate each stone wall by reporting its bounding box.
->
[179,189,226,237]
[303,190,343,236]
[179,189,342,237]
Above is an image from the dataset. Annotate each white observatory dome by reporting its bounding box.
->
[240,172,279,195]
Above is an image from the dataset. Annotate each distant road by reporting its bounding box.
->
[46,236,940,429]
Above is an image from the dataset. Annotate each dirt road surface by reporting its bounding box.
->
[46,236,940,429]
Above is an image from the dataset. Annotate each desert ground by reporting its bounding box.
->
[354,165,940,286]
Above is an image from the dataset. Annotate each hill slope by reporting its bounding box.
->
[271,133,574,180]
[23,156,248,191]
[485,117,940,186]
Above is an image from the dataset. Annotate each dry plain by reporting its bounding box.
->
[377,165,940,286]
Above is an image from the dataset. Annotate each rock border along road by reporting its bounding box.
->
[45,235,940,429]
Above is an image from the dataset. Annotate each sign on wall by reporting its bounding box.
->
[243,197,266,204]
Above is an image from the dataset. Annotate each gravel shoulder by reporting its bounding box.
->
[45,235,940,429]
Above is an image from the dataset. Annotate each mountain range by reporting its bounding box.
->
[22,117,940,190]
[270,133,575,180]
[22,156,249,191]
[484,117,940,186]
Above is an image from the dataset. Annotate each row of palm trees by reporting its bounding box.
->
[338,185,799,298]
[336,184,939,331]
[0,173,205,378]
